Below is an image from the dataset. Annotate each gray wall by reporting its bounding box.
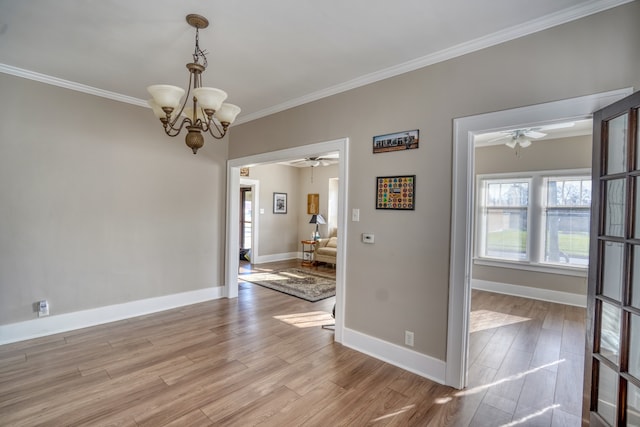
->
[244,163,338,259]
[1,3,638,363]
[296,165,338,242]
[474,135,592,295]
[0,75,228,324]
[243,164,300,256]
[229,3,640,360]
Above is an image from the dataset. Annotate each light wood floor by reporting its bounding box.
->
[0,260,585,426]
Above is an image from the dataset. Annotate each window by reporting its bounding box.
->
[543,177,591,266]
[476,171,591,271]
[478,179,530,261]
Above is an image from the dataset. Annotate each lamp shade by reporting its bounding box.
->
[147,85,185,109]
[184,107,208,123]
[148,100,184,120]
[214,103,241,125]
[192,87,227,111]
[309,214,326,224]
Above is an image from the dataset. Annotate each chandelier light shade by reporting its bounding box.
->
[147,14,241,154]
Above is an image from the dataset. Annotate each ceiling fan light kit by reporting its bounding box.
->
[147,14,241,154]
[486,122,577,150]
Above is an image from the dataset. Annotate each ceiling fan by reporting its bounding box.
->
[489,122,575,149]
[289,155,339,167]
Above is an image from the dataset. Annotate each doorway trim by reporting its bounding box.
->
[226,138,349,343]
[446,88,633,389]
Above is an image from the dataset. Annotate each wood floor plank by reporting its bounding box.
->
[0,263,585,427]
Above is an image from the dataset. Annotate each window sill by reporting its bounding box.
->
[473,258,588,278]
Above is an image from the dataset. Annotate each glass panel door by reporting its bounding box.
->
[588,91,640,426]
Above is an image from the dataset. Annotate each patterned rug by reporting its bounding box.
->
[240,268,335,302]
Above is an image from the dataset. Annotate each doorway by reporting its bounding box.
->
[240,186,252,262]
[447,88,633,389]
[225,138,349,342]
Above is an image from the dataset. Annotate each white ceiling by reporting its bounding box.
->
[0,1,629,125]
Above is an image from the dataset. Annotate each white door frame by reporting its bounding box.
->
[446,88,632,389]
[225,138,349,343]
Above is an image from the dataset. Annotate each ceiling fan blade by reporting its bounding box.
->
[524,130,546,139]
[488,135,511,143]
[505,139,517,149]
[538,122,575,131]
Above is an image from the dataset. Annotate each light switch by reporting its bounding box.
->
[352,208,360,222]
[260,208,265,214]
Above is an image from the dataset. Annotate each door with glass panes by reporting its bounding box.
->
[586,91,640,426]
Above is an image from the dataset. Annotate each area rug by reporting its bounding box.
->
[240,268,335,302]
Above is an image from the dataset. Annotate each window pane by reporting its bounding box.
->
[600,301,621,366]
[602,242,624,302]
[596,362,618,425]
[635,178,640,239]
[488,182,528,206]
[547,178,592,206]
[634,247,640,309]
[484,208,527,260]
[605,179,626,237]
[607,113,628,175]
[544,208,590,266]
[630,314,640,381]
[628,382,640,427]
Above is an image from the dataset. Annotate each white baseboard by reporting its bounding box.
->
[0,287,224,345]
[252,252,298,264]
[342,327,446,385]
[472,279,586,307]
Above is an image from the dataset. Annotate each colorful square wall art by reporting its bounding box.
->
[376,175,415,210]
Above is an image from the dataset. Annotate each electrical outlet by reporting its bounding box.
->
[405,330,414,347]
[38,300,49,317]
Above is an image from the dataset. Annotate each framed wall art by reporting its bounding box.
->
[376,175,415,210]
[273,192,287,214]
[307,193,319,214]
[373,129,419,153]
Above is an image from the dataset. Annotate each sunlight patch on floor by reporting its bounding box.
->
[454,359,565,397]
[500,404,560,426]
[370,405,416,422]
[274,311,334,328]
[470,309,531,333]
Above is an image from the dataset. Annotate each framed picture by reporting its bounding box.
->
[373,129,419,154]
[240,167,250,177]
[307,193,319,214]
[376,175,415,210]
[273,192,287,214]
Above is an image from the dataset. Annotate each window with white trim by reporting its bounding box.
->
[476,171,591,270]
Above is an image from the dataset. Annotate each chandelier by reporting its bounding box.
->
[147,14,241,154]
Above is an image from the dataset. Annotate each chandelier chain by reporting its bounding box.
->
[193,28,208,69]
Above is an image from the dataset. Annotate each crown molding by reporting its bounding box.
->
[1,0,631,124]
[0,63,148,108]
[235,0,632,124]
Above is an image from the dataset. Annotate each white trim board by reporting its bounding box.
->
[0,287,224,345]
[342,328,446,385]
[472,279,586,307]
[252,252,299,264]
